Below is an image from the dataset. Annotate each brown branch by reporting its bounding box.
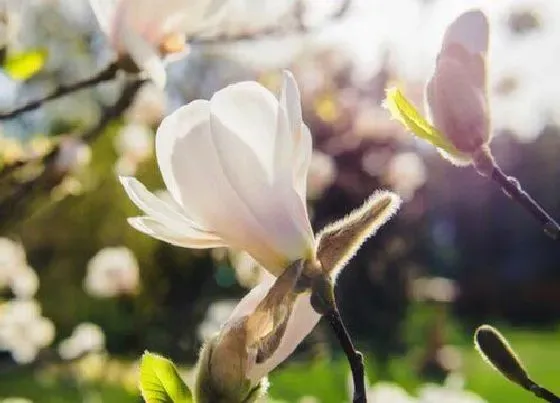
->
[489,162,560,241]
[0,62,119,120]
[0,78,146,231]
[325,308,366,403]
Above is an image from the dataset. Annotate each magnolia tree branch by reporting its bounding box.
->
[488,162,560,241]
[189,0,352,45]
[325,308,366,403]
[0,62,120,121]
[0,78,146,230]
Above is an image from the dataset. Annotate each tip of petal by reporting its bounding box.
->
[443,9,489,55]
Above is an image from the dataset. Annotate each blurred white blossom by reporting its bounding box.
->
[228,249,265,289]
[0,299,55,364]
[412,277,458,303]
[84,247,140,298]
[385,152,427,201]
[307,150,337,200]
[114,123,153,176]
[197,300,238,342]
[126,83,167,126]
[55,137,92,174]
[0,238,39,298]
[367,382,417,403]
[418,374,487,403]
[58,322,105,360]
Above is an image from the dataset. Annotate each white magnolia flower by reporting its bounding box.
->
[121,71,315,276]
[114,123,154,175]
[121,71,402,401]
[367,382,417,403]
[418,375,487,403]
[0,299,55,364]
[84,247,140,298]
[89,0,229,88]
[58,322,105,360]
[194,187,400,402]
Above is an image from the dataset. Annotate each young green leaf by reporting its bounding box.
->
[383,87,471,165]
[3,48,47,80]
[140,351,192,403]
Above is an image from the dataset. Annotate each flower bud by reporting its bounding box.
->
[425,10,490,154]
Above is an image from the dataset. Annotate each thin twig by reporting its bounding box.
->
[489,162,560,241]
[0,79,146,230]
[188,0,352,45]
[530,383,560,403]
[0,62,120,120]
[325,308,366,403]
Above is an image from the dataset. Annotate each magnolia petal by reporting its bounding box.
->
[442,10,489,55]
[293,124,313,203]
[209,112,313,267]
[280,70,303,145]
[156,99,289,272]
[316,191,402,279]
[89,0,118,36]
[121,27,167,89]
[428,47,489,153]
[248,292,320,383]
[120,176,205,234]
[210,81,281,182]
[156,99,210,206]
[128,216,225,248]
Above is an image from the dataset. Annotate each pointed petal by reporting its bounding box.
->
[248,292,320,382]
[156,99,289,273]
[293,124,313,202]
[443,10,489,55]
[316,191,401,279]
[280,70,302,145]
[119,176,206,235]
[128,216,225,248]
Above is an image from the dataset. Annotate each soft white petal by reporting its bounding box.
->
[120,28,167,88]
[89,0,118,36]
[226,271,276,324]
[442,10,489,55]
[247,292,320,382]
[128,216,225,248]
[293,124,313,202]
[119,176,205,234]
[210,89,314,266]
[156,99,210,205]
[210,81,280,182]
[280,70,303,141]
[155,99,289,272]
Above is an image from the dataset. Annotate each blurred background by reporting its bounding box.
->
[0,0,559,402]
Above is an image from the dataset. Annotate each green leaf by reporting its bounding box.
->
[383,87,467,159]
[3,48,48,80]
[140,351,192,403]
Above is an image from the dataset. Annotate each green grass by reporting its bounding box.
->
[0,327,558,402]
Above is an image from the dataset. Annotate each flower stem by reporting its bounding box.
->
[325,308,366,403]
[0,61,120,120]
[488,162,560,241]
[529,382,560,402]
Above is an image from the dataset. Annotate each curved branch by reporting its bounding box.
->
[0,78,146,230]
[0,62,120,120]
